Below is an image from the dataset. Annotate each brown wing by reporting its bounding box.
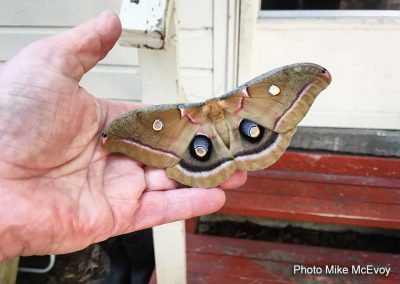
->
[166,121,237,188]
[102,104,203,168]
[223,112,296,171]
[222,63,331,133]
[221,63,331,170]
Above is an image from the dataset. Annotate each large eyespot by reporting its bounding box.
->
[239,119,264,142]
[190,135,211,161]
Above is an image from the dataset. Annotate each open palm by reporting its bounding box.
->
[0,12,246,262]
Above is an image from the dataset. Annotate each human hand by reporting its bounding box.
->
[0,11,247,262]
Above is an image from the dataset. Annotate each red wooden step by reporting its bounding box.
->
[219,151,400,229]
[270,151,400,178]
[186,234,400,284]
[150,234,400,283]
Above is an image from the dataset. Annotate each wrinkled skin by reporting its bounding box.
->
[0,11,246,262]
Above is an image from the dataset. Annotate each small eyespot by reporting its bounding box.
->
[101,132,108,138]
[268,84,280,96]
[195,146,207,157]
[191,135,211,160]
[152,119,164,131]
[249,125,260,138]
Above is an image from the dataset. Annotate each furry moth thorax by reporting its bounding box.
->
[102,63,332,187]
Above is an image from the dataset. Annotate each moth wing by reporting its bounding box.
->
[223,113,296,171]
[222,63,331,133]
[221,63,331,170]
[103,105,203,168]
[166,121,237,188]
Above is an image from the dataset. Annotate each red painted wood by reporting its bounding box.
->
[187,234,400,273]
[240,172,400,204]
[186,218,199,234]
[186,234,400,283]
[250,170,400,189]
[221,191,400,229]
[188,273,272,284]
[271,151,400,178]
[219,151,400,229]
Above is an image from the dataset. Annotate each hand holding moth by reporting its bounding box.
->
[0,12,246,263]
[103,63,332,187]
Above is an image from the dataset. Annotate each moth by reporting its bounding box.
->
[102,63,331,187]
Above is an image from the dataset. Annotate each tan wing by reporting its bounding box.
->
[220,63,331,170]
[222,63,331,133]
[166,121,237,188]
[223,113,296,171]
[102,105,203,168]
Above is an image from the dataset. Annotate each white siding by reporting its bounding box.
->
[251,16,400,130]
[0,0,215,102]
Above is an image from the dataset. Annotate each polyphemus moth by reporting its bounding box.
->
[102,63,331,187]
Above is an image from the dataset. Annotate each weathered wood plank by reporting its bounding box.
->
[217,151,400,229]
[186,234,400,283]
[271,151,400,178]
[119,0,171,49]
[221,191,400,229]
[291,127,400,158]
[239,172,400,203]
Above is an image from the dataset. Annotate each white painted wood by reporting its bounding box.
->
[237,0,260,85]
[152,222,186,284]
[253,17,400,130]
[178,0,213,29]
[119,0,171,49]
[226,0,240,91]
[212,0,240,96]
[0,0,211,29]
[81,65,141,101]
[7,64,210,101]
[212,0,228,97]
[136,9,184,103]
[0,0,121,26]
[260,10,400,18]
[0,28,212,69]
[132,1,187,282]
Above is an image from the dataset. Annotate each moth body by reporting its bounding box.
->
[203,99,231,148]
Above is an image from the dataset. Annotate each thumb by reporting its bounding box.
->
[24,11,122,80]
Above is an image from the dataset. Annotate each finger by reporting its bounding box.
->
[144,167,179,191]
[219,170,248,190]
[129,187,225,232]
[28,11,121,80]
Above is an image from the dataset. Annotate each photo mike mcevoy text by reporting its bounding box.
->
[293,264,391,276]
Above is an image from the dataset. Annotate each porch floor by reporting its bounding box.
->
[184,233,400,283]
